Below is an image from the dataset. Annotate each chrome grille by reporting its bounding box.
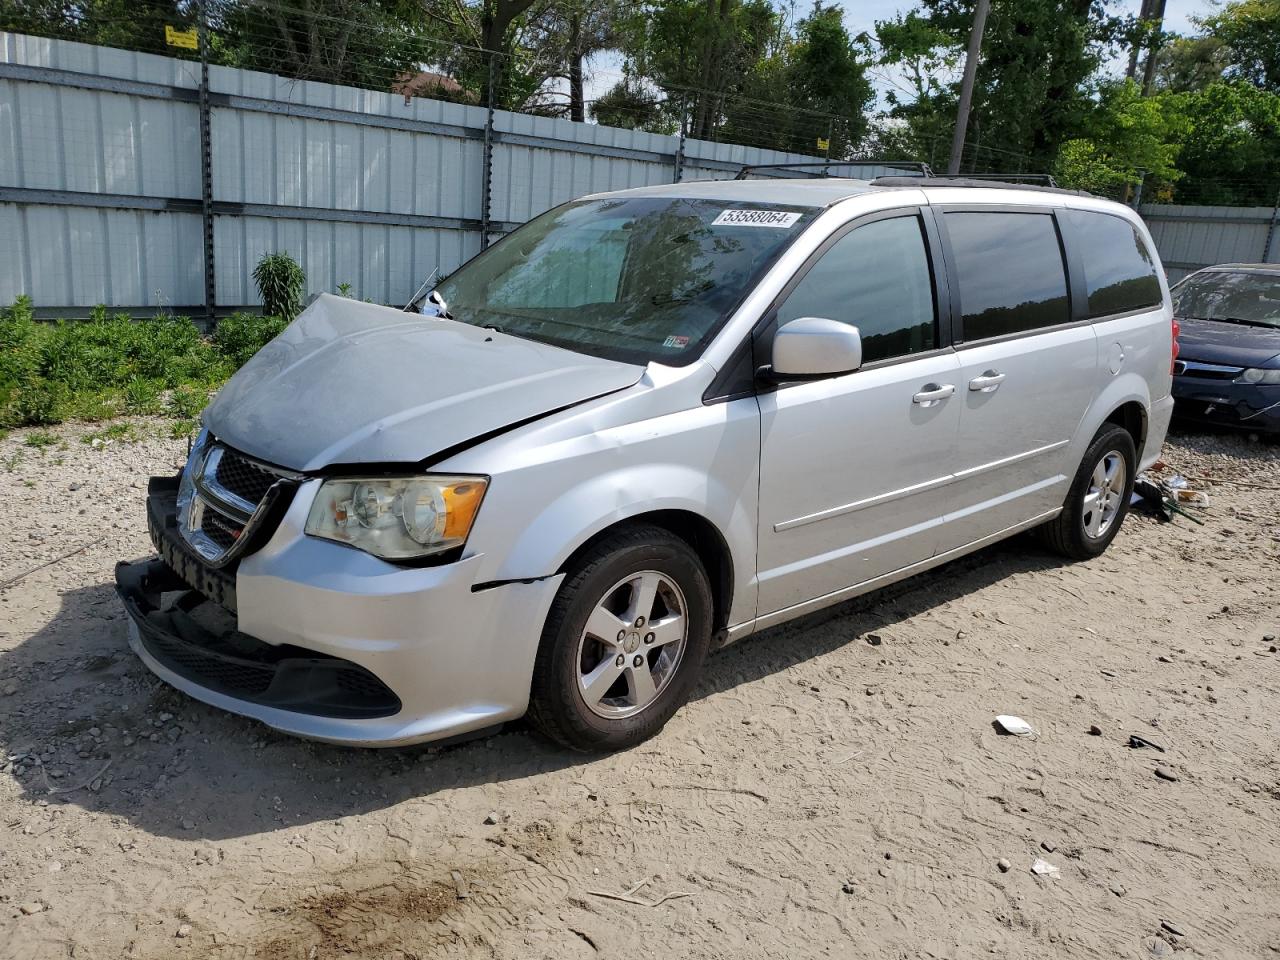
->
[213,450,278,504]
[176,435,298,567]
[199,509,242,551]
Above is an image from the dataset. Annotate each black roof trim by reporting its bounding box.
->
[737,160,933,180]
[872,175,1094,197]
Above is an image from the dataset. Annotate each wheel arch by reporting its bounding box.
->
[1071,375,1152,470]
[558,510,735,636]
[1103,400,1149,461]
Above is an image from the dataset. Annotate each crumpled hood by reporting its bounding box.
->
[1175,316,1280,369]
[203,294,644,471]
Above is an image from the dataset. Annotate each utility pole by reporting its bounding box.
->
[1127,0,1156,78]
[1139,0,1167,95]
[947,0,990,176]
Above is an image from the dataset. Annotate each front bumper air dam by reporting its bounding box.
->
[119,476,565,747]
[1171,381,1280,433]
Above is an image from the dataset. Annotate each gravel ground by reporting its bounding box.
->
[0,418,1277,959]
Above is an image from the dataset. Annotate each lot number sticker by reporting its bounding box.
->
[712,209,802,228]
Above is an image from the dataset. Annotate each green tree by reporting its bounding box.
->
[1165,80,1280,203]
[1200,0,1280,91]
[876,0,1125,172]
[591,76,672,132]
[873,11,962,167]
[716,5,872,156]
[1151,35,1231,92]
[216,0,425,88]
[1054,79,1185,196]
[618,0,780,141]
[0,0,197,60]
[785,5,874,155]
[523,0,626,121]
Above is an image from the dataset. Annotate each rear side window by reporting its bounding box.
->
[1065,209,1162,316]
[777,215,937,364]
[945,212,1069,341]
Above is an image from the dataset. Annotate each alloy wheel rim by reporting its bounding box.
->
[1082,450,1126,539]
[576,570,688,720]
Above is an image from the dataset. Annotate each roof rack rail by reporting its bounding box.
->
[735,160,934,180]
[934,172,1060,187]
[870,174,1092,197]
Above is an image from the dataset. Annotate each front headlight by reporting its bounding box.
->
[304,475,488,560]
[1236,368,1280,384]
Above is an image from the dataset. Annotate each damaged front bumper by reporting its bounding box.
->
[1171,380,1280,433]
[116,476,564,746]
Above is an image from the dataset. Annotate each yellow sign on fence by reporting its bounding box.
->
[165,25,198,50]
[816,137,830,152]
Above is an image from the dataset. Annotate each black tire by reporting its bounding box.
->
[1039,424,1137,561]
[528,523,713,752]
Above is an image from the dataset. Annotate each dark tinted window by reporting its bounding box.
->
[1066,210,1162,316]
[778,215,936,364]
[946,212,1069,340]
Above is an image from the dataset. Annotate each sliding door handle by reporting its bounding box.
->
[968,370,1006,392]
[912,383,956,406]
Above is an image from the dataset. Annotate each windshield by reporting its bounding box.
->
[435,197,818,365]
[1172,270,1280,328]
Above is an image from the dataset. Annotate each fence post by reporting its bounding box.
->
[480,55,497,250]
[197,0,215,326]
[673,106,687,183]
[1264,187,1280,264]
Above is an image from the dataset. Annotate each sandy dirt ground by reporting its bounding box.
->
[0,419,1277,960]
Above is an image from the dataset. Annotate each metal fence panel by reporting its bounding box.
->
[2,32,842,316]
[1140,203,1280,282]
[9,31,1277,318]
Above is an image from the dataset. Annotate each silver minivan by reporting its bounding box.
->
[116,178,1176,751]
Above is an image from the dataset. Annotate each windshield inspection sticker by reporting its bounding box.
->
[712,209,802,228]
[663,335,691,349]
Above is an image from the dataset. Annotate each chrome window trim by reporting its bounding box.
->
[1174,359,1245,376]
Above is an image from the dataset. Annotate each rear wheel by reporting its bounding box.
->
[1039,424,1137,560]
[528,524,713,752]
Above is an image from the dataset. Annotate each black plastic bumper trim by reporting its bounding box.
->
[116,558,402,720]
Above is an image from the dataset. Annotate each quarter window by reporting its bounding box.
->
[945,212,1070,341]
[1065,210,1162,316]
[777,215,937,364]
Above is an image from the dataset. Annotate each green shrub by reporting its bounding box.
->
[214,311,288,368]
[167,384,208,421]
[10,381,61,426]
[253,252,306,321]
[122,377,163,414]
[0,295,41,389]
[37,311,223,392]
[0,296,294,428]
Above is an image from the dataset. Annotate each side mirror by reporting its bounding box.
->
[768,317,862,379]
[419,289,449,318]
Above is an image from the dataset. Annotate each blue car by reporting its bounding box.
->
[1170,263,1280,434]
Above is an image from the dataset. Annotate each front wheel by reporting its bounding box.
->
[528,524,713,752]
[1039,424,1137,560]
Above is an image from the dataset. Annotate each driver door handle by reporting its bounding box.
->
[968,370,1006,392]
[912,383,956,406]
